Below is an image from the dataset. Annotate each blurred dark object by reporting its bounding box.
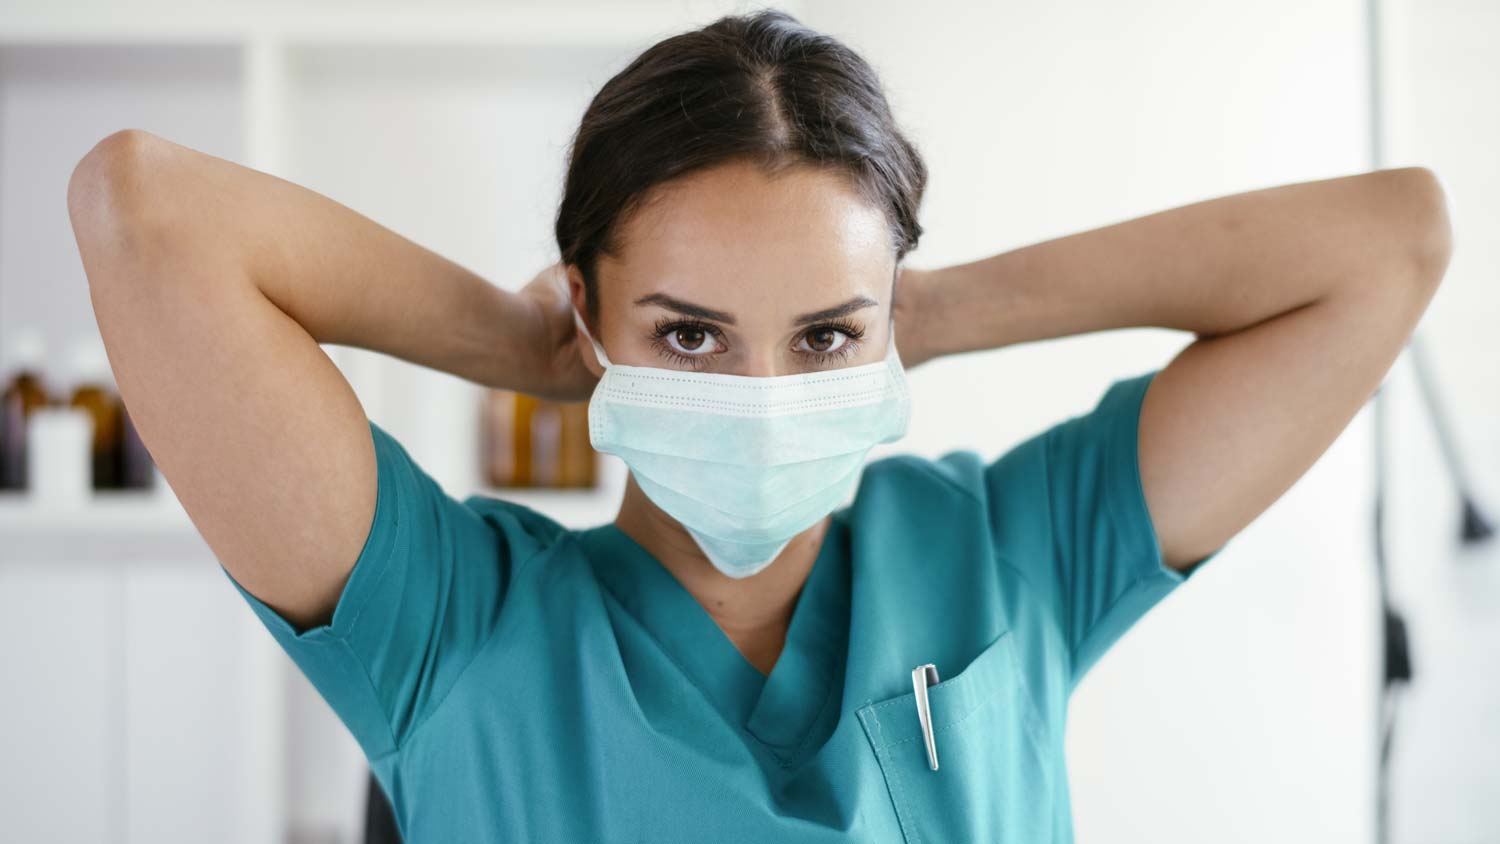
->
[0,329,53,490]
[1369,335,1494,844]
[68,370,122,490]
[1406,338,1493,544]
[119,406,156,489]
[364,770,402,844]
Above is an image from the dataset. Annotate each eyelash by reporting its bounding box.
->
[648,316,866,371]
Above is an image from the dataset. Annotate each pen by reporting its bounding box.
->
[911,663,940,771]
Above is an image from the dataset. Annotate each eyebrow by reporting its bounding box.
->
[632,292,880,326]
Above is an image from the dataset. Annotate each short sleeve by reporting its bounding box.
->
[985,368,1227,691]
[217,419,557,760]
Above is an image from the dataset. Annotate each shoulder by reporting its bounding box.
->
[460,492,575,568]
[363,418,573,569]
[862,368,1161,514]
[855,438,1050,522]
[857,449,988,504]
[847,445,1052,580]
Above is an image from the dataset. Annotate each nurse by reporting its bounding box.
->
[68,9,1451,844]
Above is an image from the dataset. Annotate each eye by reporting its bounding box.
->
[664,324,717,355]
[649,317,725,369]
[798,327,848,354]
[794,318,866,363]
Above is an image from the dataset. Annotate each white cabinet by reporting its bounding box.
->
[1,514,280,844]
[0,561,123,843]
[123,560,280,844]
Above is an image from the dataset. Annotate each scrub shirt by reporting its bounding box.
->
[220,366,1227,843]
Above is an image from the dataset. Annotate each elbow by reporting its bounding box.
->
[1382,166,1454,287]
[67,129,176,276]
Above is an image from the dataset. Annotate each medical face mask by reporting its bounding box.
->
[568,293,912,579]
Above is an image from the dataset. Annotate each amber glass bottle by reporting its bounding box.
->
[118,405,156,490]
[0,330,54,490]
[556,401,596,488]
[66,340,123,490]
[480,388,596,488]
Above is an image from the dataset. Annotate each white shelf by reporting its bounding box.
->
[0,487,213,565]
[0,489,191,533]
[0,452,628,539]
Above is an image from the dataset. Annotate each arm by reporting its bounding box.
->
[66,128,582,632]
[897,167,1453,572]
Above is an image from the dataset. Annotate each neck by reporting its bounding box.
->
[613,474,828,676]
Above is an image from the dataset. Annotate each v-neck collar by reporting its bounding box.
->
[578,512,852,764]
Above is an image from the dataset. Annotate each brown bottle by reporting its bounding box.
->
[480,389,597,489]
[530,401,563,487]
[0,330,54,491]
[66,339,123,490]
[118,402,156,490]
[480,388,518,486]
[557,401,596,488]
[482,388,541,487]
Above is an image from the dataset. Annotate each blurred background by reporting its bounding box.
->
[0,0,1495,842]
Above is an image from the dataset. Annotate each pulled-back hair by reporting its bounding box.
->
[554,7,928,325]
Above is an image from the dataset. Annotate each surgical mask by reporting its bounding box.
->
[566,289,911,578]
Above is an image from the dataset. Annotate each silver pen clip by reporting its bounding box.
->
[911,663,940,771]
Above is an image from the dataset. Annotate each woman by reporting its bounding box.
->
[67,10,1450,843]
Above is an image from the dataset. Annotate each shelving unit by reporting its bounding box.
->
[0,484,189,534]
[0,469,631,538]
[0,2,778,536]
[0,5,806,842]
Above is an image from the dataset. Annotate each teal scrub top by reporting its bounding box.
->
[221,367,1226,843]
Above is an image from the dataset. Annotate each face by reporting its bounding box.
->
[567,159,897,377]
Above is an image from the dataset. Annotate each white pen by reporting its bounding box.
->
[911,663,941,771]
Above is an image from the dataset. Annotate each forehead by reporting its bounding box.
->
[597,160,895,313]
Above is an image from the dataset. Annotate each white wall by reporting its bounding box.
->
[0,43,244,392]
[1375,1,1500,842]
[799,1,1379,842]
[808,0,1498,842]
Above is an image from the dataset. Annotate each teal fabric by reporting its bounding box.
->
[220,366,1226,843]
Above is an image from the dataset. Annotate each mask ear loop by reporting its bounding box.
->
[555,267,613,369]
[571,306,613,369]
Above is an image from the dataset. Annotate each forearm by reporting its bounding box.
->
[908,167,1450,357]
[88,129,545,392]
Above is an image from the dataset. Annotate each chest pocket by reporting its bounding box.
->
[856,629,1055,844]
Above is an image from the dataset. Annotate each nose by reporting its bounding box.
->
[737,348,782,378]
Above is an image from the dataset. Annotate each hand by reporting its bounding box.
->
[513,261,600,403]
[892,263,939,370]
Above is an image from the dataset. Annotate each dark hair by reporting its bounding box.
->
[553,7,928,326]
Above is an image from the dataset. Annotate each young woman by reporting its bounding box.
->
[67,10,1450,843]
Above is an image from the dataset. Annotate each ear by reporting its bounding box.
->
[565,264,606,377]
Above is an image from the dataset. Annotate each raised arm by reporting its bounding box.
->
[896,167,1453,572]
[65,128,577,631]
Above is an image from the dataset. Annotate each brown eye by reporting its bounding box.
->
[797,328,848,355]
[673,327,706,352]
[660,323,722,357]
